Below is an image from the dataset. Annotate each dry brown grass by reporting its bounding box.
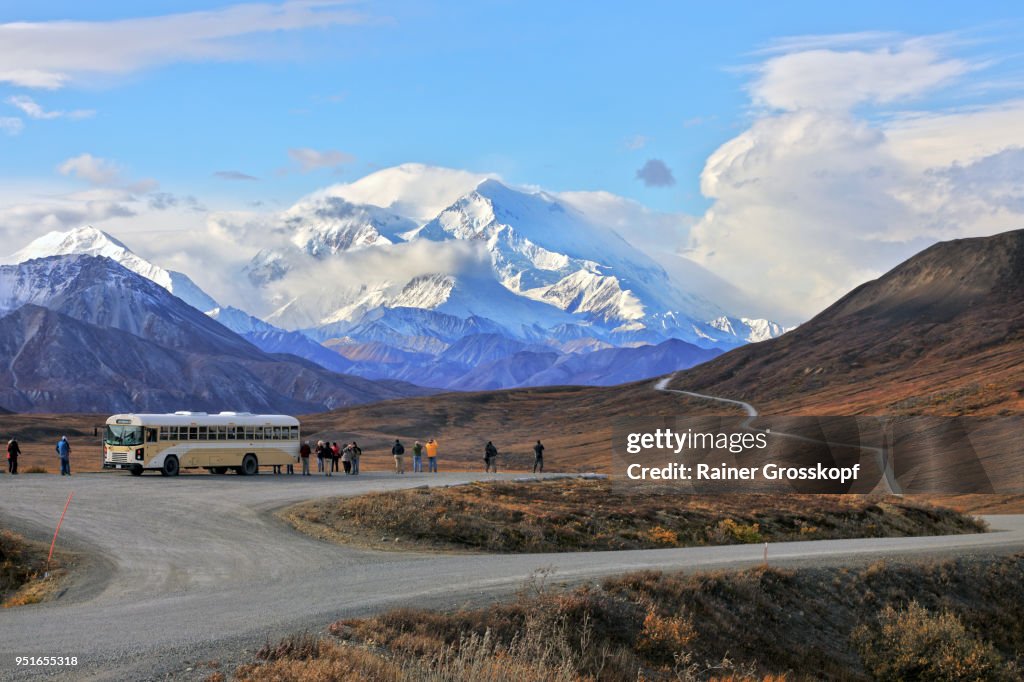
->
[915,494,1024,514]
[0,528,66,607]
[852,601,1016,681]
[281,478,985,553]
[228,554,1024,681]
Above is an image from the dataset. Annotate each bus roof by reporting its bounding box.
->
[106,413,300,427]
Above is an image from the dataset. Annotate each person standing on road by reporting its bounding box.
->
[330,442,340,473]
[484,441,498,473]
[318,441,332,477]
[533,440,545,473]
[299,441,311,476]
[412,441,423,473]
[6,438,20,475]
[425,439,438,473]
[341,443,353,474]
[392,439,406,474]
[351,441,362,475]
[316,440,325,473]
[56,435,71,476]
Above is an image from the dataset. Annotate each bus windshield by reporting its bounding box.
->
[105,425,144,447]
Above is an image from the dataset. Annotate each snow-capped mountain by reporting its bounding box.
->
[248,167,783,351]
[2,227,357,372]
[3,226,218,313]
[2,164,792,393]
[708,316,792,343]
[0,256,429,413]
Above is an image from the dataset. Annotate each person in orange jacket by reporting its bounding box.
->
[425,438,439,473]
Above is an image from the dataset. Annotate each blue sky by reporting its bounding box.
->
[2,1,1024,318]
[2,1,1020,212]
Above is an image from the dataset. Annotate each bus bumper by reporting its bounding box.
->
[103,462,143,472]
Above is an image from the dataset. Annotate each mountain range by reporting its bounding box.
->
[0,255,429,413]
[0,164,789,404]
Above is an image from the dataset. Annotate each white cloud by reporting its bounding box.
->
[689,33,1024,317]
[0,195,137,238]
[58,153,122,185]
[751,38,972,111]
[286,147,355,172]
[0,1,374,89]
[7,95,94,120]
[0,117,22,135]
[624,134,649,150]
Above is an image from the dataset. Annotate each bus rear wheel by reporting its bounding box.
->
[238,454,258,476]
[160,455,180,477]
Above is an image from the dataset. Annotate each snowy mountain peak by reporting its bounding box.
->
[4,226,218,313]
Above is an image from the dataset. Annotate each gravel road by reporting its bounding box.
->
[2,472,1023,681]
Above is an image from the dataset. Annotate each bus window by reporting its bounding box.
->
[189,427,198,440]
[236,427,245,439]
[226,427,236,440]
[159,427,169,441]
[291,426,299,440]
[254,427,263,441]
[244,426,254,440]
[146,428,157,443]
[198,426,208,440]
[273,426,282,439]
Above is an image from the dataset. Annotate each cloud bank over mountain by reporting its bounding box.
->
[688,33,1024,315]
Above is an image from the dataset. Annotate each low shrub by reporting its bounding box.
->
[852,601,1015,681]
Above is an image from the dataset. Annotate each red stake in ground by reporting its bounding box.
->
[47,491,74,571]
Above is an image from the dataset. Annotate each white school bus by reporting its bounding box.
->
[102,412,300,476]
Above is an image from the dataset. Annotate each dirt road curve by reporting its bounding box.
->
[2,473,1023,681]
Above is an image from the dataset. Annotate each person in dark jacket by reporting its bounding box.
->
[484,441,498,473]
[392,439,406,474]
[6,438,20,475]
[533,440,545,473]
[299,441,312,476]
[330,442,340,473]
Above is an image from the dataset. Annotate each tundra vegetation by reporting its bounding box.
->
[282,478,986,553]
[220,554,1023,681]
[0,528,65,607]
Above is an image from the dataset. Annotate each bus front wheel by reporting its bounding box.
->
[130,466,144,477]
[160,456,180,477]
[239,454,258,476]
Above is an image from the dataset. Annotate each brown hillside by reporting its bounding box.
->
[669,230,1024,415]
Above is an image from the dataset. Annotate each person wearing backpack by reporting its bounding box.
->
[392,439,406,474]
[484,441,498,473]
[6,438,20,475]
[56,435,72,476]
[412,441,424,473]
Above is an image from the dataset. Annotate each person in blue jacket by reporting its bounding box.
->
[56,435,72,476]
